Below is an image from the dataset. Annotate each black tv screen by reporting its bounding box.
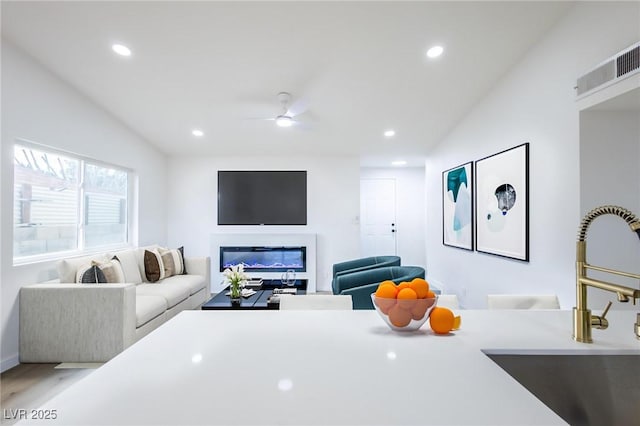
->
[218,171,307,225]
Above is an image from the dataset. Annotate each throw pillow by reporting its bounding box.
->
[144,249,166,283]
[108,249,142,284]
[93,256,125,283]
[77,264,107,284]
[178,246,187,274]
[58,254,109,283]
[75,256,124,284]
[158,246,185,278]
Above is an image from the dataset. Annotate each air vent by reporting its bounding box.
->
[617,45,639,78]
[576,42,640,97]
[576,60,615,96]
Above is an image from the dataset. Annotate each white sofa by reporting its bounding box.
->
[19,246,211,363]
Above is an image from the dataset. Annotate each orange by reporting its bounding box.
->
[396,288,418,311]
[379,280,396,289]
[375,283,398,299]
[397,281,411,291]
[429,306,460,334]
[397,288,417,299]
[374,297,396,314]
[425,290,436,299]
[388,304,412,328]
[452,315,462,330]
[410,298,429,320]
[409,278,430,298]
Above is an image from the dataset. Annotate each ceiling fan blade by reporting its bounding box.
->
[243,117,275,121]
[287,97,310,117]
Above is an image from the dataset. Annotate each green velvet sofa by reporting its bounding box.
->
[332,265,431,309]
[331,256,401,294]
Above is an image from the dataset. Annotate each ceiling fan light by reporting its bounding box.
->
[112,43,132,57]
[426,45,444,58]
[275,115,293,128]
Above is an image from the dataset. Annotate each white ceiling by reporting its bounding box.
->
[1,1,573,167]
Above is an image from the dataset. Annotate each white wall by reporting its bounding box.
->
[579,110,640,310]
[166,156,360,293]
[425,2,640,309]
[360,167,426,268]
[1,41,168,371]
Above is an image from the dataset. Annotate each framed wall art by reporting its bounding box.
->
[475,143,529,261]
[442,161,474,250]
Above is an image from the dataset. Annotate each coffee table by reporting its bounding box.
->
[201,279,308,310]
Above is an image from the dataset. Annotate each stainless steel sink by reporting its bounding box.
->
[487,354,640,426]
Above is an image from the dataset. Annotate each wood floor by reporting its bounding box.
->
[1,364,96,425]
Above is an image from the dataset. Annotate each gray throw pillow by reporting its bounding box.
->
[79,265,107,284]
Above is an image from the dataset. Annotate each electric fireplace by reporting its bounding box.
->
[220,246,306,273]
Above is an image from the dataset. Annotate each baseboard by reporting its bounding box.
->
[55,362,103,369]
[1,353,20,373]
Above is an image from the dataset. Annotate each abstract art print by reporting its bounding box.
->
[475,143,529,261]
[442,162,473,250]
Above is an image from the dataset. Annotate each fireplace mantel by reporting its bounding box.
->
[210,233,317,294]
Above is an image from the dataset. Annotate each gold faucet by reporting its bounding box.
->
[573,205,640,343]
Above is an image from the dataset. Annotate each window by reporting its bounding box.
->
[13,142,130,261]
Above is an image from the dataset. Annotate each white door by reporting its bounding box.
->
[360,178,397,256]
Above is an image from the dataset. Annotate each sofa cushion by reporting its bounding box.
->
[135,295,167,328]
[159,247,185,277]
[109,249,143,284]
[136,283,190,309]
[161,274,205,296]
[135,245,161,282]
[57,254,109,283]
[144,249,166,283]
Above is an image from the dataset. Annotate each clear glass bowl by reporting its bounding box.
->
[371,293,438,331]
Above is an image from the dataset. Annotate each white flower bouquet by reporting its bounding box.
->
[223,264,249,299]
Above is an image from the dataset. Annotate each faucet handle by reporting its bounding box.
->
[591,301,612,330]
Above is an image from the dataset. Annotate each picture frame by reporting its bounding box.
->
[442,161,474,250]
[475,143,529,261]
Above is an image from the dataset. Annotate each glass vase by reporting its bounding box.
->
[229,281,242,300]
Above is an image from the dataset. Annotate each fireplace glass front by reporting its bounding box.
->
[220,246,306,272]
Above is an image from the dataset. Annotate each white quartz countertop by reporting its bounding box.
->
[18,309,640,425]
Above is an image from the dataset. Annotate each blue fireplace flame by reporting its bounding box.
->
[220,246,306,272]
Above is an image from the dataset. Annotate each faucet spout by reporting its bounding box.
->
[573,205,640,343]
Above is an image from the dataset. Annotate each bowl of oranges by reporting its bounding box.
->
[371,278,438,331]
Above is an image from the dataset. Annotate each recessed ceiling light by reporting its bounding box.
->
[391,160,407,166]
[384,130,396,137]
[192,129,204,137]
[112,44,132,57]
[426,45,444,58]
[275,115,293,128]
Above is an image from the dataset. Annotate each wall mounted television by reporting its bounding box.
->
[217,170,307,225]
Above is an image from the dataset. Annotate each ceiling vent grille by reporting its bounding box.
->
[617,45,639,78]
[576,42,640,97]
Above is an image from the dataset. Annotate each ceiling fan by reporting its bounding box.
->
[250,92,309,128]
[274,92,295,127]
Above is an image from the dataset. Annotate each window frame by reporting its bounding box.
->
[12,139,135,265]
